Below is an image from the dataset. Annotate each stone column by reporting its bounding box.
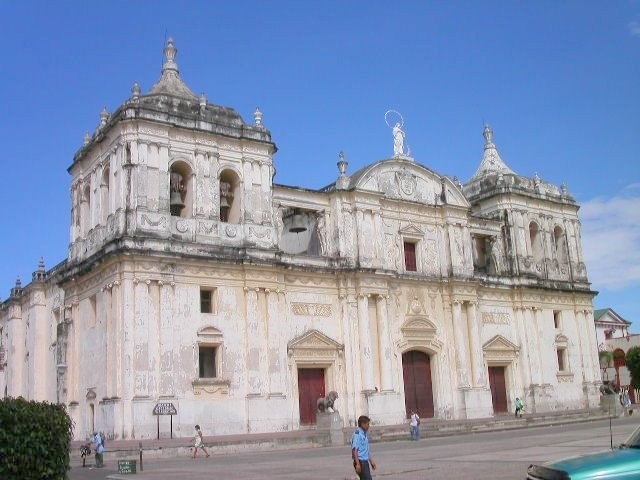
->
[104,286,113,398]
[376,295,393,391]
[266,289,284,395]
[6,302,24,397]
[136,142,148,209]
[462,225,474,276]
[193,149,206,217]
[148,280,160,398]
[466,301,485,386]
[355,210,366,266]
[133,279,149,398]
[339,291,356,422]
[209,152,220,219]
[128,140,139,208]
[158,281,175,397]
[111,281,122,401]
[524,307,541,385]
[70,301,80,402]
[245,287,263,396]
[584,310,599,382]
[451,300,470,387]
[121,278,135,439]
[513,307,531,388]
[357,294,375,391]
[29,287,48,401]
[373,211,384,268]
[534,307,548,383]
[158,144,170,213]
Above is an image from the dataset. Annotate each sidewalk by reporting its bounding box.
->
[70,407,614,467]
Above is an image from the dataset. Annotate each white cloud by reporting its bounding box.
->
[581,191,640,290]
[629,20,640,37]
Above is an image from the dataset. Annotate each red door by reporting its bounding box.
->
[488,366,508,413]
[298,368,325,425]
[402,351,434,418]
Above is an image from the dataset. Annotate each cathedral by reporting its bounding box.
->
[0,39,600,440]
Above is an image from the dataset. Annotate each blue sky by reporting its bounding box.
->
[1,1,639,325]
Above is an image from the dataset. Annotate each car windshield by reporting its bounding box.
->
[622,425,640,448]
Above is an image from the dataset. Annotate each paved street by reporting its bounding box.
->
[70,418,639,480]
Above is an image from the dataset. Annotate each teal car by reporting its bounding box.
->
[527,425,640,479]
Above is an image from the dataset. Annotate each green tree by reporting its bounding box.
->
[625,346,640,388]
[0,397,74,479]
[599,350,613,370]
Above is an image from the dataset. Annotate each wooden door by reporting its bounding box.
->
[402,351,434,418]
[298,368,325,425]
[488,366,508,413]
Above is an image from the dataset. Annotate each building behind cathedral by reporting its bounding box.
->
[0,40,600,440]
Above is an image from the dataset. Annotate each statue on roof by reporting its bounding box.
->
[393,123,406,156]
[385,110,408,157]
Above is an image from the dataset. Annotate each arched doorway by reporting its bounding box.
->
[402,350,434,418]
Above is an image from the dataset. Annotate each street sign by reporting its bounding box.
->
[152,402,177,415]
[117,459,137,474]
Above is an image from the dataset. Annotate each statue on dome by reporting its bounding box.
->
[385,110,408,157]
[393,123,405,156]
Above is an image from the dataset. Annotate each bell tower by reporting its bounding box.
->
[67,39,278,264]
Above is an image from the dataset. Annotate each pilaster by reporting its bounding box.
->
[451,300,470,387]
[376,295,393,391]
[357,293,375,392]
[466,301,485,386]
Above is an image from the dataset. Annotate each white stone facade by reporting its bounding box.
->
[0,40,600,441]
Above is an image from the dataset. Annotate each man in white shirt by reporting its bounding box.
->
[409,410,420,441]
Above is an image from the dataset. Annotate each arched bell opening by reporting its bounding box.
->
[553,225,567,263]
[100,166,110,223]
[529,221,542,261]
[169,161,193,218]
[219,169,241,223]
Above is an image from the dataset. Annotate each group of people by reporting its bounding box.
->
[81,431,105,468]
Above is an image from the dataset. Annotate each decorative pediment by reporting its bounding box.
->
[401,318,437,337]
[287,329,344,363]
[348,158,470,208]
[483,335,520,362]
[483,335,519,352]
[197,326,223,343]
[399,223,424,236]
[555,334,569,346]
[397,317,442,353]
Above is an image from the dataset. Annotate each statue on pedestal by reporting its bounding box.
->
[385,110,409,157]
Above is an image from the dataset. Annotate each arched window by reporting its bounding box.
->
[100,166,110,223]
[219,169,241,223]
[553,225,567,263]
[529,221,542,261]
[82,183,91,233]
[169,161,193,217]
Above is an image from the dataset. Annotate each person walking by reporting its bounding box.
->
[515,397,524,418]
[409,410,420,440]
[351,415,377,480]
[192,425,210,458]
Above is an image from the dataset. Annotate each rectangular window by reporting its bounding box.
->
[404,241,417,272]
[199,346,216,378]
[557,348,565,371]
[553,310,561,329]
[200,288,214,314]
